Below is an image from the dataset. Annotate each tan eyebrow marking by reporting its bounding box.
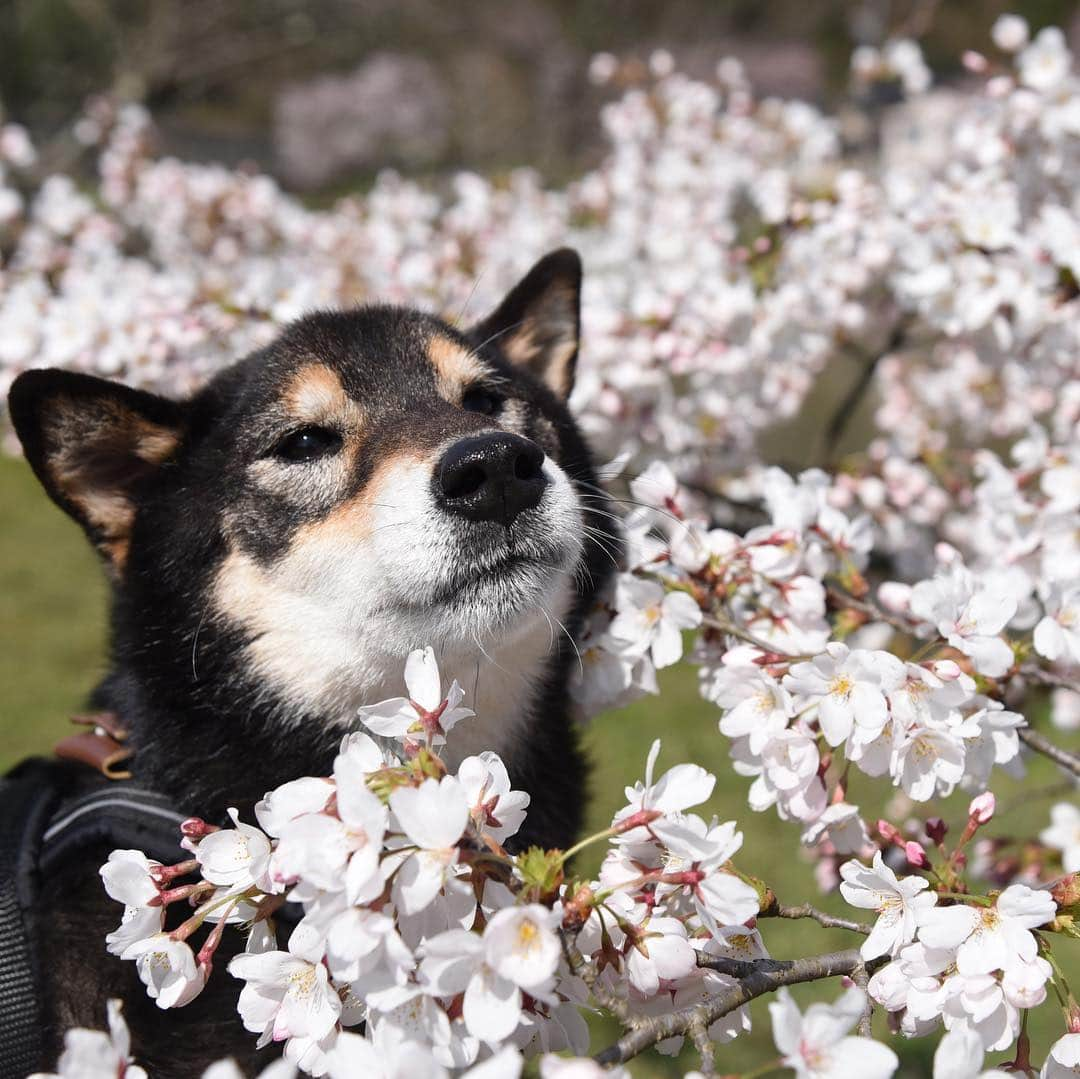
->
[282,363,365,428]
[427,334,489,401]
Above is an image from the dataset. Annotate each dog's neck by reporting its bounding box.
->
[104,610,566,820]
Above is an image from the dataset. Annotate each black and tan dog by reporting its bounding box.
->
[8,249,619,1075]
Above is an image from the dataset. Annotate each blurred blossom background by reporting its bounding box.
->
[3,3,1080,1074]
[3,0,1079,189]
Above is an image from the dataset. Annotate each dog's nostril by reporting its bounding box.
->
[443,463,486,500]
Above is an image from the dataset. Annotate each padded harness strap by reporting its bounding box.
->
[0,759,69,1077]
[0,758,191,1076]
[39,782,188,878]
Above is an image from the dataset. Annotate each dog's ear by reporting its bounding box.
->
[469,247,582,400]
[8,369,185,570]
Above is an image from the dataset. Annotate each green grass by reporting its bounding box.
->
[1,455,108,765]
[2,453,1077,1075]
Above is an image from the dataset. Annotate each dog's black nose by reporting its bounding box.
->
[436,433,548,526]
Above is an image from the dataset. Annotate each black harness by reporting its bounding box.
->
[0,757,188,1075]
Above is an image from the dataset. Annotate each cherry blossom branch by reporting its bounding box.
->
[850,958,873,1037]
[757,895,872,936]
[1017,727,1080,778]
[824,585,917,637]
[701,614,796,658]
[1019,663,1080,696]
[822,320,911,465]
[594,948,884,1066]
[558,929,631,1024]
[826,585,1080,778]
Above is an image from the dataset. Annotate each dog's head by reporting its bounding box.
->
[9,250,615,747]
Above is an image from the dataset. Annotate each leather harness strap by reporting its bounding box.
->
[54,711,135,779]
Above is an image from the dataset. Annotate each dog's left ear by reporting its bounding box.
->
[8,369,185,570]
[469,247,582,400]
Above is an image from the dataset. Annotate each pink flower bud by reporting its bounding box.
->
[180,817,218,838]
[962,50,988,73]
[1067,1000,1080,1035]
[929,660,962,681]
[904,840,930,869]
[877,819,902,845]
[968,792,996,824]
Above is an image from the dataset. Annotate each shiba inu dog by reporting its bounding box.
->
[7,248,619,1074]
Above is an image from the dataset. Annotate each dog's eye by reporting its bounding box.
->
[273,426,343,463]
[461,386,503,416]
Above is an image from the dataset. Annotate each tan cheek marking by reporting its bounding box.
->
[289,451,425,550]
[428,334,488,402]
[213,548,272,632]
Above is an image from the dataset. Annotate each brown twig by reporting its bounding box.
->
[851,959,873,1037]
[688,1019,715,1076]
[1018,663,1080,695]
[701,614,796,658]
[595,948,882,1065]
[758,897,872,936]
[559,929,631,1024]
[825,585,917,637]
[822,320,912,466]
[1017,727,1080,778]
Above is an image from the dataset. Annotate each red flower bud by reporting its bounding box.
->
[925,818,948,845]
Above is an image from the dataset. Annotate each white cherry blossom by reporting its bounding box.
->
[1034,584,1080,665]
[123,934,206,1009]
[783,644,904,747]
[196,808,273,892]
[769,987,898,1079]
[228,946,342,1049]
[608,576,702,669]
[389,776,469,914]
[916,885,1056,978]
[839,851,937,959]
[29,999,148,1079]
[358,647,474,746]
[1040,802,1080,872]
[1042,1033,1080,1079]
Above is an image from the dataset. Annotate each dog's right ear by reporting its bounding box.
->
[8,369,185,570]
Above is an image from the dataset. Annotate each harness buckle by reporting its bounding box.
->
[53,712,133,780]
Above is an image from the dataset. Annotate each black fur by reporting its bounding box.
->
[7,249,618,1075]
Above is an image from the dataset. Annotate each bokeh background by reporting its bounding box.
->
[2,2,1078,1075]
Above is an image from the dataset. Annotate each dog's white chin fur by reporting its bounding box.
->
[214,457,584,768]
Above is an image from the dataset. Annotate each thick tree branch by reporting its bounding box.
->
[595,948,883,1065]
